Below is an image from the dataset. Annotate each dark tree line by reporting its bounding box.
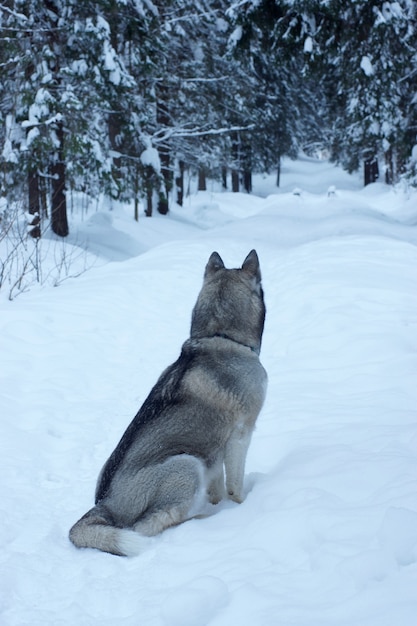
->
[1,0,416,236]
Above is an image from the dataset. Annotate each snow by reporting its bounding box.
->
[140,141,161,173]
[360,55,374,76]
[229,25,242,45]
[103,39,122,85]
[304,36,313,53]
[1,156,417,625]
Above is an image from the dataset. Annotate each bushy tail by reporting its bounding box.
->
[69,506,144,557]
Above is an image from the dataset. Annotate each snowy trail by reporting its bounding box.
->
[1,159,417,626]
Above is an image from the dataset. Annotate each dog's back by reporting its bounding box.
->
[69,250,267,556]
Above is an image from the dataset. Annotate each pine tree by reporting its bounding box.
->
[300,0,417,185]
[227,0,325,184]
[139,0,248,205]
[234,0,417,185]
[327,1,415,184]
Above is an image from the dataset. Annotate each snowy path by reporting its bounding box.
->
[1,159,416,625]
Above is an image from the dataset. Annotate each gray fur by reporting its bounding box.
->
[69,249,267,556]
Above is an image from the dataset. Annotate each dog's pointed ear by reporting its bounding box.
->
[242,249,261,282]
[205,251,225,278]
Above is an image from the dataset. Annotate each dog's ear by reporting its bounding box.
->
[205,251,225,278]
[242,249,261,283]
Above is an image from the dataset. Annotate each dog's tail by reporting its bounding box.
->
[69,505,144,557]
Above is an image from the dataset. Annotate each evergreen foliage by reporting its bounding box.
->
[1,0,416,235]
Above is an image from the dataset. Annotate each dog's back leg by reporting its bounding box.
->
[133,454,207,536]
[69,455,207,556]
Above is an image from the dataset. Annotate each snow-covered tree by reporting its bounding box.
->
[320,0,417,184]
[0,0,158,230]
[227,0,325,184]
[2,0,415,227]
[137,0,252,204]
[227,0,417,185]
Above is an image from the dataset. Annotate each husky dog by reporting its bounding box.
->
[69,250,267,556]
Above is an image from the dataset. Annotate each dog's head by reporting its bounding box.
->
[190,250,266,354]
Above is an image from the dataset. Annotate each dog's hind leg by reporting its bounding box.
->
[133,454,207,536]
[69,455,207,555]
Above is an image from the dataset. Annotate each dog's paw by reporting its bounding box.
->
[208,494,223,505]
[227,491,244,504]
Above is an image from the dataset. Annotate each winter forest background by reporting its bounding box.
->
[1,0,417,241]
[1,5,417,622]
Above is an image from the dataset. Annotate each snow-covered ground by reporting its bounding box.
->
[1,156,417,626]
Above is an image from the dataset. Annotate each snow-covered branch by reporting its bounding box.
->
[0,4,28,22]
[181,76,229,83]
[152,124,255,144]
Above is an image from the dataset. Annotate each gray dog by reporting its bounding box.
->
[69,250,267,556]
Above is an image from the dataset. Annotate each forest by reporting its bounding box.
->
[1,0,416,237]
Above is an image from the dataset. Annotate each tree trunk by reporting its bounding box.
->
[156,84,171,214]
[242,170,252,193]
[28,170,41,238]
[276,156,281,187]
[157,143,170,214]
[157,192,169,215]
[108,8,122,197]
[44,0,68,236]
[364,154,379,186]
[158,145,171,214]
[176,160,185,206]
[242,143,252,193]
[384,148,394,185]
[144,166,153,217]
[231,170,239,192]
[134,164,139,221]
[50,121,69,237]
[108,113,122,196]
[198,168,207,191]
[221,167,227,190]
[231,132,240,192]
